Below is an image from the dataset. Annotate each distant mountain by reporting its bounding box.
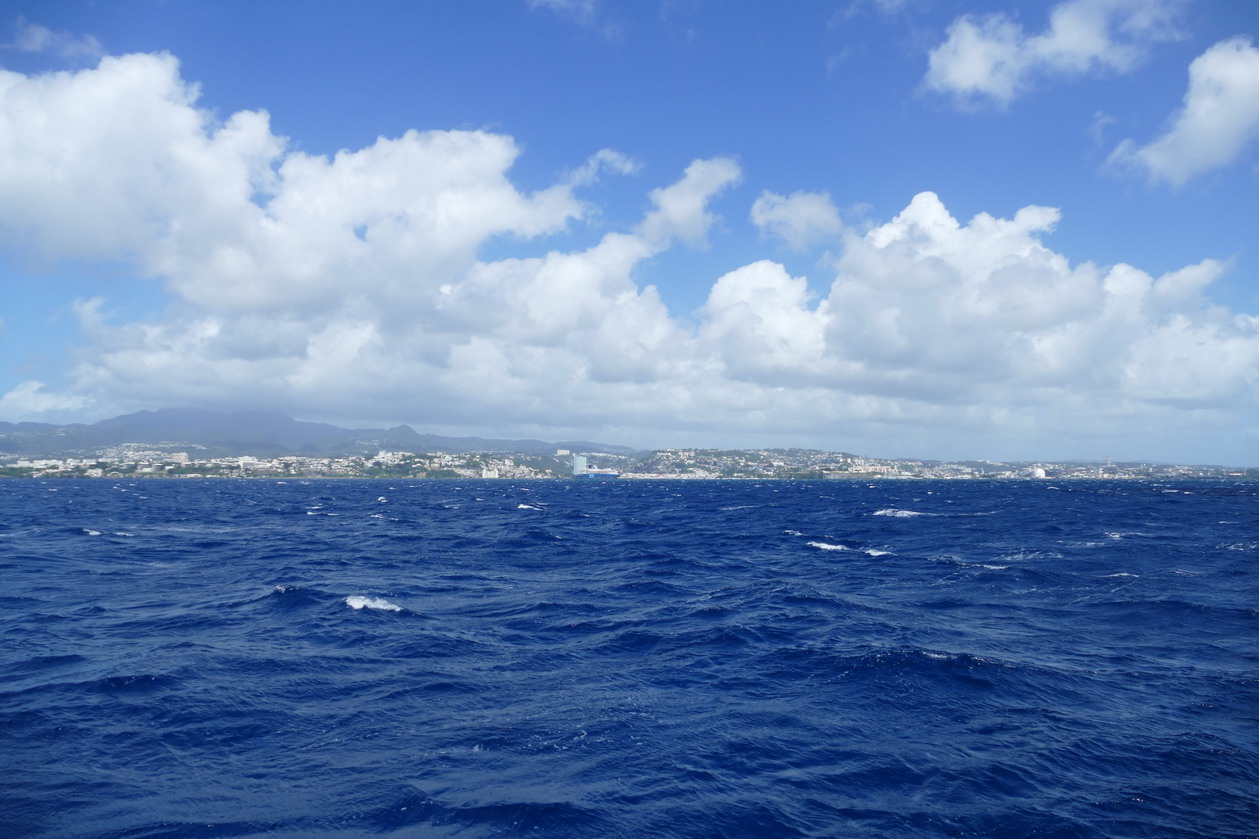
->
[0,408,640,459]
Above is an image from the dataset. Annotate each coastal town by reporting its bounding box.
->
[2,444,1252,480]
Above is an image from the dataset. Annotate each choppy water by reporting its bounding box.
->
[2,478,1256,838]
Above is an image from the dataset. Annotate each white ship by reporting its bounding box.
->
[571,454,620,479]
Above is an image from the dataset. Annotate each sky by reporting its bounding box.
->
[1,0,1257,465]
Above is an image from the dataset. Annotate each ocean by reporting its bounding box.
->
[2,478,1256,838]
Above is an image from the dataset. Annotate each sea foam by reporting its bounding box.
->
[345,596,403,612]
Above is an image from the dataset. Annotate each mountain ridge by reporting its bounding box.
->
[0,408,641,458]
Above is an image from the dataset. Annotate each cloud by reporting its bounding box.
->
[1109,36,1259,186]
[865,0,911,13]
[528,0,597,21]
[819,193,1249,411]
[0,380,93,421]
[0,52,282,265]
[1087,110,1116,149]
[700,261,832,383]
[750,190,843,251]
[0,49,1255,460]
[566,148,641,185]
[6,17,103,61]
[924,0,1185,107]
[527,0,620,37]
[0,52,600,317]
[639,157,741,247]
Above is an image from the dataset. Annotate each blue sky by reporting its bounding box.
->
[1,0,1257,464]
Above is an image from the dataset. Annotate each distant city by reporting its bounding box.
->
[1,408,1253,480]
[4,443,1255,481]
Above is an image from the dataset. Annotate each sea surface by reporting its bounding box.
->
[2,478,1256,838]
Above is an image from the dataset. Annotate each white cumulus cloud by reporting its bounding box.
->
[639,157,742,247]
[7,17,103,61]
[819,192,1247,413]
[701,261,833,383]
[924,0,1185,107]
[0,380,93,421]
[0,48,1256,461]
[1109,36,1259,185]
[0,51,602,319]
[750,191,843,251]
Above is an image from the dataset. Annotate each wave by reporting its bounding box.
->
[4,477,1253,839]
[346,595,403,612]
[264,584,328,611]
[808,541,892,557]
[96,673,183,694]
[872,508,998,519]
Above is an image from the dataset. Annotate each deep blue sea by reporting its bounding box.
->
[2,478,1257,838]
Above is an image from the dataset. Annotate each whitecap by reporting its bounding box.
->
[377,496,387,503]
[865,549,892,557]
[369,513,385,519]
[345,596,402,612]
[82,528,102,536]
[1103,572,1139,578]
[873,509,926,518]
[783,529,803,537]
[808,541,850,551]
[517,503,542,511]
[1001,550,1064,561]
